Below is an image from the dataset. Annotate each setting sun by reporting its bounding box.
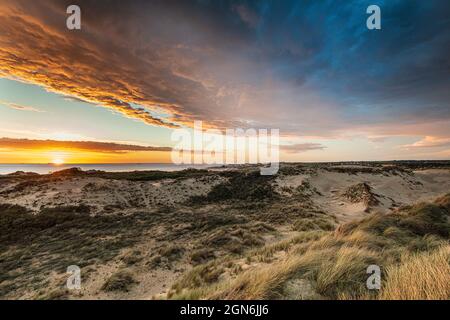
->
[52,158,64,165]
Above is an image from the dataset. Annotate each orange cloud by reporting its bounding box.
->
[0,137,171,154]
[402,136,450,149]
[0,1,188,128]
[0,0,273,132]
[2,0,448,150]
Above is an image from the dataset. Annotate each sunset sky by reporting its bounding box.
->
[0,0,449,164]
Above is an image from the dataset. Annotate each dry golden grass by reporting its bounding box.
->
[316,246,379,298]
[171,248,333,300]
[250,231,326,261]
[170,193,450,300]
[380,245,450,300]
[209,257,301,300]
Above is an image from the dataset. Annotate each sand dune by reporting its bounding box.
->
[1,165,448,221]
[0,162,449,299]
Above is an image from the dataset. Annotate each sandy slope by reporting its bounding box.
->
[2,168,449,220]
[276,167,450,223]
[0,175,227,214]
[0,164,449,299]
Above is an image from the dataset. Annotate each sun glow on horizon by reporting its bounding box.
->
[51,158,64,165]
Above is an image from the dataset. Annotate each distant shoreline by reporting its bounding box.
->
[0,163,214,175]
[1,160,450,175]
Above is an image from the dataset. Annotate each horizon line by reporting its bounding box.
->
[1,160,450,165]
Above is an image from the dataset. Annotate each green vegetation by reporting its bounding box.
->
[1,164,448,300]
[90,168,212,181]
[0,188,282,297]
[191,171,278,203]
[0,204,155,297]
[121,250,143,266]
[190,248,216,265]
[39,289,70,300]
[102,270,137,292]
[159,245,185,260]
[170,194,450,300]
[148,245,186,269]
[293,216,335,232]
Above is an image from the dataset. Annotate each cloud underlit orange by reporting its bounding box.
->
[0,137,171,153]
[0,137,172,163]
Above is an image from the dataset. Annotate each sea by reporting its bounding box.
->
[0,163,215,175]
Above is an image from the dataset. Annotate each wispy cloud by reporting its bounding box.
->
[233,4,261,28]
[402,136,450,149]
[0,100,44,112]
[281,143,326,154]
[61,95,95,105]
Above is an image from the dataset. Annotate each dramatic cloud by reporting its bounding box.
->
[0,138,171,153]
[0,0,449,140]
